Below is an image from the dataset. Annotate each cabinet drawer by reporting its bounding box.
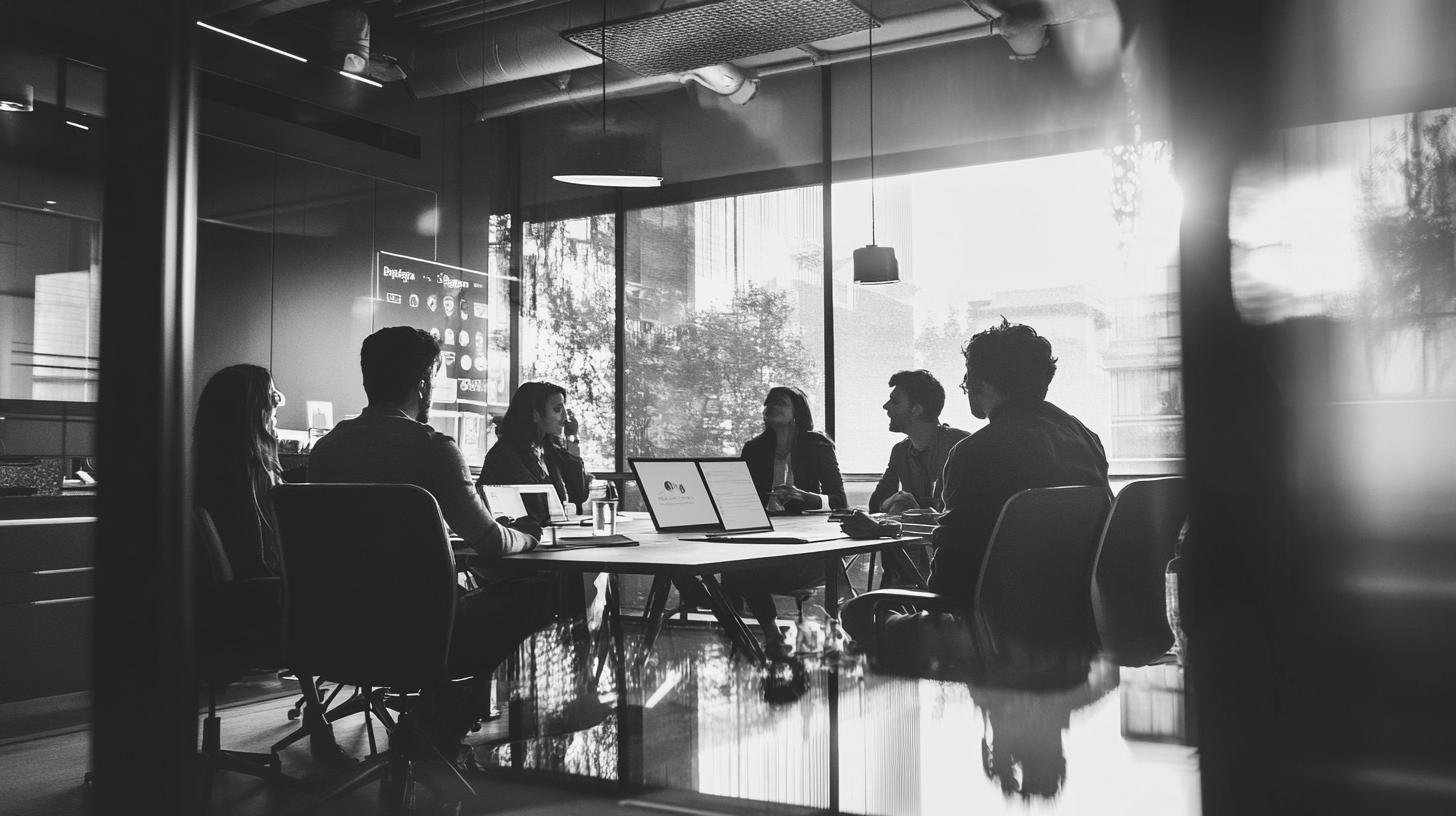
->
[0,597,93,703]
[0,568,93,603]
[0,519,95,573]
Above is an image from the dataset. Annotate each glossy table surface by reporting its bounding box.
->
[499,513,929,574]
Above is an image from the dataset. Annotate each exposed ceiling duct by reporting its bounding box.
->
[476,8,999,120]
[405,0,658,99]
[559,0,873,76]
[197,0,1130,117]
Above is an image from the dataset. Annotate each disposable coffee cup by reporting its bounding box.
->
[591,499,618,536]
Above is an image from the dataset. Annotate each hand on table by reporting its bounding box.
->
[880,491,920,515]
[506,516,543,542]
[840,509,902,540]
[771,484,813,505]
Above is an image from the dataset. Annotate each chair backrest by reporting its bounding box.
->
[196,506,234,585]
[271,483,457,690]
[972,486,1112,649]
[1089,477,1188,666]
[195,506,282,677]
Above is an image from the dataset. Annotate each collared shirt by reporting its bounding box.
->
[928,400,1109,607]
[308,407,536,557]
[869,424,972,512]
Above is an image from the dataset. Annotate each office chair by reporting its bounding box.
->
[1089,477,1188,667]
[194,507,287,810]
[843,485,1112,678]
[272,482,475,813]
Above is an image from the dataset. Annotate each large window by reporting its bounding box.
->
[621,188,827,460]
[520,215,617,470]
[831,146,1183,475]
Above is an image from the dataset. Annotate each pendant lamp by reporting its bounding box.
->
[552,0,662,188]
[853,0,898,284]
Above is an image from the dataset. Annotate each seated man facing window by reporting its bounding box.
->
[843,319,1110,644]
[308,326,548,759]
[869,369,971,587]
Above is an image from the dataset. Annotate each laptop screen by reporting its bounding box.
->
[697,459,772,533]
[481,484,571,525]
[630,458,721,532]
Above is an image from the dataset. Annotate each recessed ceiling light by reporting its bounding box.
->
[44,200,57,205]
[65,120,89,130]
[196,21,307,63]
[337,70,382,88]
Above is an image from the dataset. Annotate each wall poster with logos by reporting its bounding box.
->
[374,250,512,464]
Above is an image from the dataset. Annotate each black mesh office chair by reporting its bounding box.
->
[272,483,473,812]
[1089,477,1188,666]
[194,507,287,810]
[842,485,1112,677]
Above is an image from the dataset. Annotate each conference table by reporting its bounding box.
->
[494,512,932,798]
[498,512,932,664]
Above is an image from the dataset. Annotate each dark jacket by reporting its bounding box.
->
[478,435,592,520]
[741,429,848,511]
[198,466,280,581]
[928,400,1109,607]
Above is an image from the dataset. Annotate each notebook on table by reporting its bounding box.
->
[629,457,845,545]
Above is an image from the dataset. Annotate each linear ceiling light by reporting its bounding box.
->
[65,120,90,130]
[552,0,662,188]
[337,70,383,87]
[196,21,308,63]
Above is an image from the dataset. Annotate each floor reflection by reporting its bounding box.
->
[473,617,1200,815]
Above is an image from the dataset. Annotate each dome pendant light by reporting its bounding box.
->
[853,1,898,285]
[552,0,662,188]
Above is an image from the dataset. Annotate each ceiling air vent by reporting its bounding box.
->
[562,0,876,77]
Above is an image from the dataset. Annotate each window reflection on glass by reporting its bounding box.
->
[486,214,515,409]
[621,188,826,460]
[520,215,617,471]
[1232,109,1456,399]
[0,206,101,401]
[831,146,1182,474]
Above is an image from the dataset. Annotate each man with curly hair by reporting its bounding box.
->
[927,318,1110,605]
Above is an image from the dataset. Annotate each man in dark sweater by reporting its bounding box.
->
[927,320,1110,606]
[843,319,1109,645]
[309,326,550,760]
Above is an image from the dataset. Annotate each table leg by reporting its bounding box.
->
[825,556,842,813]
[606,574,643,791]
[636,575,673,670]
[696,574,767,664]
[881,545,929,589]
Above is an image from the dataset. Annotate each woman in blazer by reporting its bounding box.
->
[478,380,593,520]
[724,386,847,656]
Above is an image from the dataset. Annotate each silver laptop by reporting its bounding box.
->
[479,483,572,525]
[632,457,843,544]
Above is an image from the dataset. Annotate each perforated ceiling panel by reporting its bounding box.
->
[563,0,878,76]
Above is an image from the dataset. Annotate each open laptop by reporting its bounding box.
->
[479,483,572,525]
[630,457,845,544]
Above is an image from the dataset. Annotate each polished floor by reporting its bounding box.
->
[1,614,1199,815]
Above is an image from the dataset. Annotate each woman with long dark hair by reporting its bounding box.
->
[477,380,592,519]
[195,364,349,765]
[195,364,286,579]
[724,385,847,655]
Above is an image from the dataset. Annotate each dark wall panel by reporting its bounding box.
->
[195,137,275,395]
[269,156,380,428]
